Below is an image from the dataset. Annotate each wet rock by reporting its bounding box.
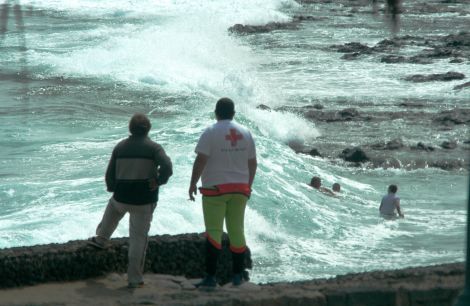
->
[341,52,361,60]
[407,55,434,64]
[292,15,328,22]
[441,140,458,149]
[404,71,465,82]
[386,139,405,150]
[443,31,470,48]
[338,108,360,119]
[423,47,462,59]
[412,142,435,152]
[449,58,464,63]
[373,39,403,52]
[375,157,402,169]
[291,144,323,158]
[433,108,470,125]
[331,42,373,54]
[306,148,322,157]
[229,22,299,35]
[398,101,426,108]
[453,81,470,90]
[339,147,370,163]
[304,108,362,122]
[313,104,324,110]
[414,2,460,14]
[370,142,387,150]
[381,55,406,63]
[430,159,464,170]
[256,104,272,111]
[370,139,404,150]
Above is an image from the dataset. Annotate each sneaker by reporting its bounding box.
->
[232,273,244,286]
[232,270,250,286]
[87,237,106,249]
[195,275,217,289]
[127,281,144,289]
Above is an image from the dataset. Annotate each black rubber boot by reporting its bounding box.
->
[232,250,245,274]
[232,250,246,286]
[205,239,220,276]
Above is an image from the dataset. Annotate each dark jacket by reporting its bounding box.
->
[105,135,173,205]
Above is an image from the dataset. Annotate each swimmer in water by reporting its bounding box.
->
[332,183,341,193]
[379,184,404,219]
[309,176,335,196]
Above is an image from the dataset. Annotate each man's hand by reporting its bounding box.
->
[189,184,197,201]
[148,178,158,192]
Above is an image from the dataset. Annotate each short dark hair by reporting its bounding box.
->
[215,97,235,120]
[332,183,341,192]
[129,113,151,136]
[310,176,321,186]
[388,184,398,193]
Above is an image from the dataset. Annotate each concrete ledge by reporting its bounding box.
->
[0,233,252,288]
[0,235,464,306]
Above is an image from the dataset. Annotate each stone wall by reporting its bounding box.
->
[0,234,465,306]
[0,233,252,288]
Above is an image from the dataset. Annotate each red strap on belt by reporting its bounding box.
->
[199,183,251,197]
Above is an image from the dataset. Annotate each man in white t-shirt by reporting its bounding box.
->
[379,184,404,219]
[189,97,257,288]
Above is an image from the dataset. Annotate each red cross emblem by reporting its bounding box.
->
[225,128,243,147]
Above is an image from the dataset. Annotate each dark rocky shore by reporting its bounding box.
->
[0,234,465,306]
[230,0,469,171]
[275,103,470,171]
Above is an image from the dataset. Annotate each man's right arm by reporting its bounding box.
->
[189,153,208,201]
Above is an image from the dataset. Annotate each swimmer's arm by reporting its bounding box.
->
[321,187,335,196]
[395,198,404,218]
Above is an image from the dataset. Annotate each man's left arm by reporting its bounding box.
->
[247,131,257,189]
[105,150,116,192]
[396,198,404,218]
[248,158,257,189]
[155,147,173,186]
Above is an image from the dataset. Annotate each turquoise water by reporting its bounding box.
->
[0,0,468,283]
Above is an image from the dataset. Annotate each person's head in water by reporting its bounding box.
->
[332,183,341,193]
[129,113,151,136]
[310,176,321,189]
[388,184,398,194]
[215,97,235,120]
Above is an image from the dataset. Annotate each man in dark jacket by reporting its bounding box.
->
[88,113,172,288]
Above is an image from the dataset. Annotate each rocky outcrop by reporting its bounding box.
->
[454,81,470,90]
[229,22,299,34]
[433,108,470,126]
[0,233,252,289]
[332,31,470,65]
[404,71,465,82]
[228,15,326,35]
[371,138,405,150]
[339,147,370,163]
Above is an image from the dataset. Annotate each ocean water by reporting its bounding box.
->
[0,0,468,283]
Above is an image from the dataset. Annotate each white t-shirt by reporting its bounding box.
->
[380,193,400,215]
[195,119,256,187]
